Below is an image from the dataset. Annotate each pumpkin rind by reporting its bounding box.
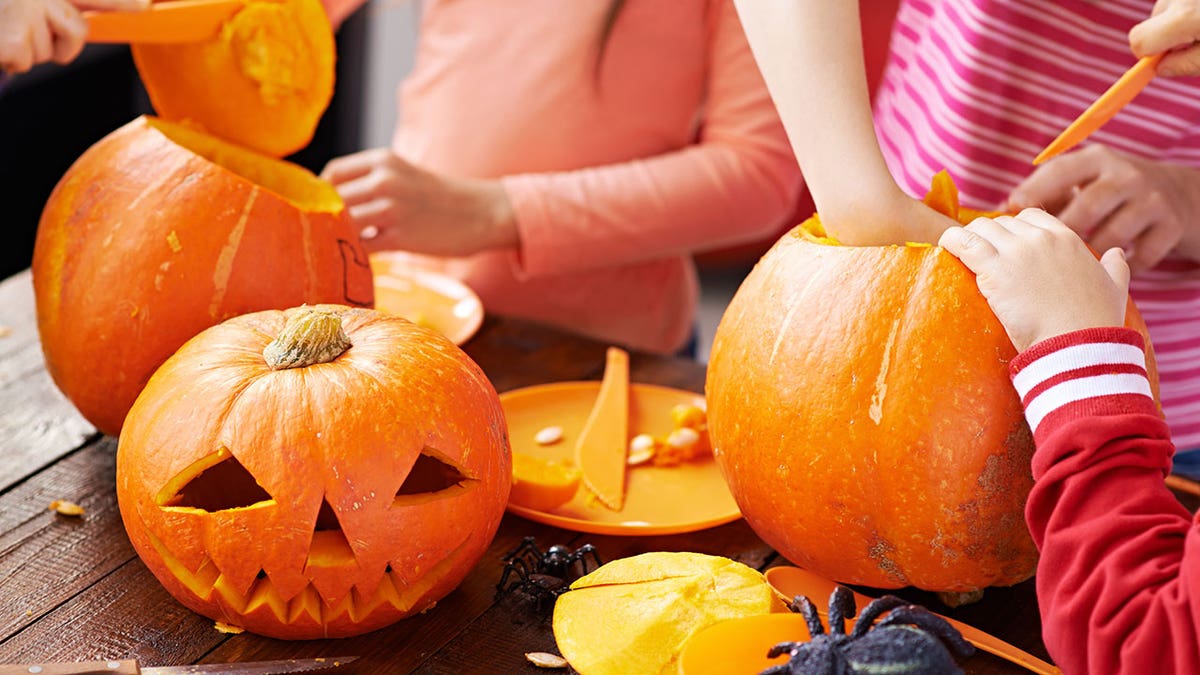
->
[116,305,511,639]
[32,115,373,437]
[131,0,336,157]
[706,206,1159,593]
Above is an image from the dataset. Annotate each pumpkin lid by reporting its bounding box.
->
[131,0,336,158]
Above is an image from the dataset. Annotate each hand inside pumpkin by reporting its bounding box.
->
[322,148,518,257]
[938,208,1131,352]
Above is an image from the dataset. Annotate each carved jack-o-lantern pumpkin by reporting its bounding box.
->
[116,305,510,639]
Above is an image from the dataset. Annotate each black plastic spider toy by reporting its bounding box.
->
[494,536,602,612]
[761,586,976,675]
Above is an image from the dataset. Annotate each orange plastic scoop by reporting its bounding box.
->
[764,566,1062,674]
[574,346,630,511]
[1034,54,1162,165]
[85,0,243,44]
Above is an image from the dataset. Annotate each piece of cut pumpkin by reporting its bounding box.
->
[509,452,581,513]
[132,0,336,157]
[552,552,785,675]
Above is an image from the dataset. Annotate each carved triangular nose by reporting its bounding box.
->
[307,495,355,567]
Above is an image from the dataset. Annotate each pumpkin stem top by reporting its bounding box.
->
[264,308,352,370]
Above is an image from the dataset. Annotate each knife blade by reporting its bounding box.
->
[0,656,356,675]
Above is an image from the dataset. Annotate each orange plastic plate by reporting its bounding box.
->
[370,254,484,346]
[499,382,741,535]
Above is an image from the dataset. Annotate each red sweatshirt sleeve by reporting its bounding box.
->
[1013,327,1200,674]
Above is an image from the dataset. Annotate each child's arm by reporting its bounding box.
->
[940,210,1200,674]
[731,0,957,244]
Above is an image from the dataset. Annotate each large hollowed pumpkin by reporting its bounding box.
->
[117,305,510,639]
[706,174,1159,595]
[132,0,336,157]
[32,116,374,437]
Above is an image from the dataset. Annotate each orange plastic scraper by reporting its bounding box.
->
[1034,54,1162,165]
[574,346,630,511]
[85,0,243,44]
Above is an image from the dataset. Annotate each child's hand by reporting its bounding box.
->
[1130,0,1200,76]
[0,0,149,74]
[938,209,1130,352]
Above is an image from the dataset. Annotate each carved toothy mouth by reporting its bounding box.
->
[142,526,473,626]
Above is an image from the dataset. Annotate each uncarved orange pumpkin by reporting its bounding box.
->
[117,305,511,639]
[32,116,374,437]
[132,0,336,157]
[706,174,1159,595]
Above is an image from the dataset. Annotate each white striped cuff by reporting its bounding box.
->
[1012,338,1152,432]
[1023,373,1155,433]
[1012,342,1147,400]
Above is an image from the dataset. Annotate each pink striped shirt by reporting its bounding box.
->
[874,0,1200,449]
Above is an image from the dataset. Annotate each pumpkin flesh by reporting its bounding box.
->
[131,0,335,157]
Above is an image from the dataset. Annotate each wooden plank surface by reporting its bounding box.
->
[0,268,1063,674]
[0,271,96,493]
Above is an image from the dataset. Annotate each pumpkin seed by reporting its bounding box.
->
[525,652,568,669]
[48,500,84,517]
[535,426,564,445]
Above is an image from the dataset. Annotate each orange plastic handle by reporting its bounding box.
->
[85,0,243,44]
[1034,54,1163,165]
[765,566,1062,675]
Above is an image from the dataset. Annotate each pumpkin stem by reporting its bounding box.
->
[263,308,352,370]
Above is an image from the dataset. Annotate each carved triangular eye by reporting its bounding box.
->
[394,446,475,505]
[159,450,273,511]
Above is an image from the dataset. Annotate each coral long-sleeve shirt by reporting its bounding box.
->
[1014,327,1200,674]
[325,0,801,353]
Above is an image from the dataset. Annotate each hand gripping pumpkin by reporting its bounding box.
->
[32,116,374,437]
[705,173,1159,599]
[116,305,510,639]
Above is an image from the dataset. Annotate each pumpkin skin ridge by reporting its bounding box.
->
[118,305,508,639]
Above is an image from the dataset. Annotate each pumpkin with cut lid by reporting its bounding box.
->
[32,0,368,436]
[116,305,511,639]
[32,117,373,436]
[705,173,1160,600]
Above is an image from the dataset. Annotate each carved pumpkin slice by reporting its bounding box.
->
[131,0,336,157]
[552,552,786,675]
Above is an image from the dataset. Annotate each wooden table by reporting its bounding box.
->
[0,267,1151,674]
